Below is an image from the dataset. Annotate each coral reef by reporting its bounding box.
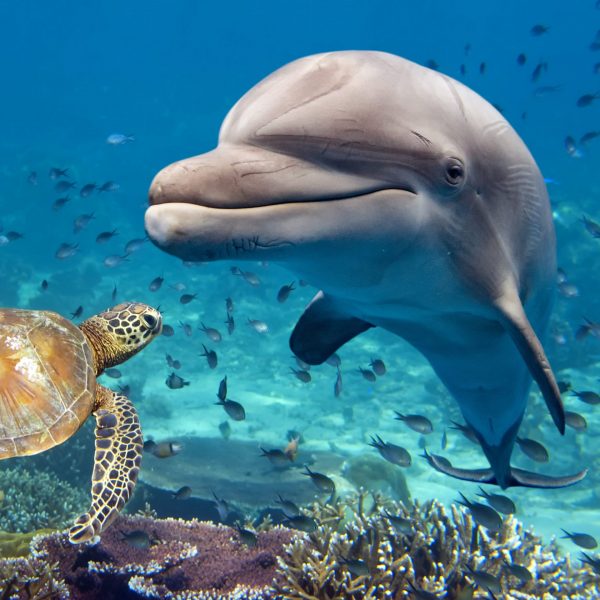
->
[1,496,598,599]
[3,514,294,599]
[0,465,88,533]
[274,494,600,599]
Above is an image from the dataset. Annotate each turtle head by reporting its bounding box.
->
[80,302,162,373]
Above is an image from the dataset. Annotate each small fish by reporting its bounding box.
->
[369,358,386,376]
[107,133,134,145]
[55,242,79,260]
[358,367,376,382]
[111,284,117,303]
[284,436,300,461]
[49,167,69,180]
[225,313,235,335]
[80,183,96,198]
[27,171,38,186]
[41,279,48,291]
[241,270,261,286]
[118,384,131,396]
[6,231,23,241]
[426,59,439,70]
[98,180,120,192]
[54,180,76,193]
[339,557,369,577]
[179,321,193,337]
[334,369,343,397]
[577,93,600,108]
[515,436,549,462]
[166,372,190,389]
[52,196,70,211]
[172,486,192,500]
[395,412,433,434]
[303,466,335,495]
[326,353,341,368]
[143,440,157,453]
[517,53,527,65]
[236,525,257,547]
[284,514,317,532]
[247,318,269,334]
[180,293,197,304]
[290,367,311,383]
[275,494,300,518]
[71,305,83,319]
[449,420,479,444]
[503,561,533,583]
[383,510,412,534]
[575,318,600,341]
[581,215,600,238]
[165,354,181,369]
[201,344,218,369]
[170,282,187,292]
[200,322,222,342]
[225,297,234,313]
[406,580,441,600]
[219,420,231,439]
[216,397,246,421]
[96,229,119,243]
[531,61,548,82]
[277,282,295,303]
[465,566,501,595]
[368,435,411,467]
[580,552,600,575]
[441,429,447,450]
[459,64,466,76]
[151,441,183,458]
[161,324,175,337]
[557,281,579,298]
[565,136,583,158]
[580,131,600,145]
[104,367,122,379]
[294,357,310,370]
[212,491,230,522]
[565,410,587,432]
[456,493,503,532]
[149,275,164,292]
[217,376,227,402]
[124,237,147,254]
[104,254,128,268]
[476,487,516,515]
[479,62,486,75]
[534,84,562,96]
[561,529,598,549]
[121,529,153,549]
[558,380,572,393]
[531,24,549,36]
[260,447,291,468]
[571,390,600,405]
[73,212,95,233]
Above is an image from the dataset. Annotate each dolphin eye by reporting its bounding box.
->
[445,159,464,185]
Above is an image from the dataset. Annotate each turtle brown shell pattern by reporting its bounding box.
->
[0,309,95,459]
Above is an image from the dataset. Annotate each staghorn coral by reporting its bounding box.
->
[0,556,68,599]
[273,495,600,599]
[0,465,88,533]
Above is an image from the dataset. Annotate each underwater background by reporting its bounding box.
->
[0,0,599,597]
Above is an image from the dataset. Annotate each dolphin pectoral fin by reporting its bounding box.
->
[290,291,373,365]
[494,283,565,434]
[423,450,588,489]
[510,466,588,489]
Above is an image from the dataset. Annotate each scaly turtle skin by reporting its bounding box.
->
[0,302,162,543]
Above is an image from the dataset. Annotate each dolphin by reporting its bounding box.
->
[145,51,586,489]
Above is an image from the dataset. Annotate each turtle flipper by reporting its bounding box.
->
[69,385,142,543]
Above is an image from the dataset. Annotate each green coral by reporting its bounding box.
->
[0,465,88,533]
[0,529,55,558]
[273,494,600,599]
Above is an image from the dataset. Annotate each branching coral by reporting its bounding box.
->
[0,466,88,533]
[273,495,600,599]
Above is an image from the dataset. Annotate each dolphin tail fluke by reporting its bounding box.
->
[290,291,373,365]
[493,282,565,434]
[422,450,587,489]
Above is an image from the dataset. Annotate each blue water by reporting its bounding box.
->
[0,0,599,583]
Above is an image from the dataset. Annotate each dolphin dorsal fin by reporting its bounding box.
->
[290,291,373,365]
[494,281,565,434]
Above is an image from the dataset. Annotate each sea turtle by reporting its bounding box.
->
[0,302,162,543]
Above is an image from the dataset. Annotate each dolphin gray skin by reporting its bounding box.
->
[145,51,586,489]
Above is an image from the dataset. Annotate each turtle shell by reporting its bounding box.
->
[0,309,95,459]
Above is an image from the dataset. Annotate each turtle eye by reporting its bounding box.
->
[444,158,465,186]
[142,314,157,329]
